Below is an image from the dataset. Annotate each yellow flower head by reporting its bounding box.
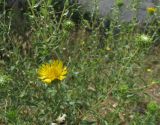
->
[147,7,156,14]
[38,60,67,84]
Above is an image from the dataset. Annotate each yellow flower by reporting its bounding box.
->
[106,46,111,51]
[147,69,152,72]
[147,7,156,14]
[38,60,67,84]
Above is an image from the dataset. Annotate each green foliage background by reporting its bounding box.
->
[0,0,160,124]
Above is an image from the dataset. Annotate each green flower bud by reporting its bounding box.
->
[63,20,75,31]
[147,101,159,113]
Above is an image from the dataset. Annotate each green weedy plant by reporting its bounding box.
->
[0,0,160,124]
